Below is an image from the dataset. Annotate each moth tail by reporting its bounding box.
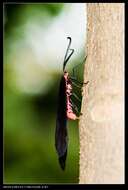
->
[59,150,67,170]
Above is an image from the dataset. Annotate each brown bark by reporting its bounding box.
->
[79,3,124,184]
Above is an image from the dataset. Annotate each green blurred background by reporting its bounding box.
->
[4,3,86,183]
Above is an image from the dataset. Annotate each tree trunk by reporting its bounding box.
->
[79,3,124,184]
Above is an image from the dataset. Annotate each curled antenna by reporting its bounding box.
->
[63,37,74,71]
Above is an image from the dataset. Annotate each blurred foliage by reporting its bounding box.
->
[3,3,84,184]
[4,4,64,34]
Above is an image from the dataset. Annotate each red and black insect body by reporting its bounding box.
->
[55,37,87,170]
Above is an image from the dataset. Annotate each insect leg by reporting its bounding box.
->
[70,98,79,113]
[72,55,87,77]
[71,92,81,102]
[70,77,84,85]
[70,97,83,117]
[71,77,89,86]
[72,81,83,88]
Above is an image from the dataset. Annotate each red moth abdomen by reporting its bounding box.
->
[64,72,78,120]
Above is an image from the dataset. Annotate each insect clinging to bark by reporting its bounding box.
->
[55,37,88,170]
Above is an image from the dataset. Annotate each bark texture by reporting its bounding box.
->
[79,3,124,184]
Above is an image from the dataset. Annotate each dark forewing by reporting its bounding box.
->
[55,76,67,170]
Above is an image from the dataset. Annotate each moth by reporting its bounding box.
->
[55,37,88,170]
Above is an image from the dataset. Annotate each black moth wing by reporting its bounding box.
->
[55,75,68,170]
